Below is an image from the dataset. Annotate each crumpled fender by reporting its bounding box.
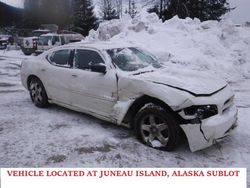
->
[180,104,238,152]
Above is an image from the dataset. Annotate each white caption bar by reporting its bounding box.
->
[0,168,247,188]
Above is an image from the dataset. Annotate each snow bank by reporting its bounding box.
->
[0,48,27,59]
[87,11,250,82]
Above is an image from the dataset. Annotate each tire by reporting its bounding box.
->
[29,78,48,108]
[134,104,181,151]
[23,52,32,56]
[21,47,33,56]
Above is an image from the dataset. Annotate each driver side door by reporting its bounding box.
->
[68,49,118,120]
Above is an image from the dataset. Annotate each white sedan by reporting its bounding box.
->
[20,42,238,152]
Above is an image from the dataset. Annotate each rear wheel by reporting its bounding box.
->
[134,104,181,151]
[21,47,33,56]
[29,78,48,108]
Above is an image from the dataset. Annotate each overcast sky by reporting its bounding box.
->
[1,0,249,24]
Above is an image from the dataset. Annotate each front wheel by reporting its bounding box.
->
[29,78,48,108]
[134,104,181,151]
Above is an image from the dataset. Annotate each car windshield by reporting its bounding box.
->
[107,47,162,72]
[39,36,52,45]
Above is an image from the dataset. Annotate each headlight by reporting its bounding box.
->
[184,105,218,119]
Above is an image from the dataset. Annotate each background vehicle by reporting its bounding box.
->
[36,32,84,54]
[20,29,51,55]
[20,37,38,55]
[0,35,9,50]
[59,30,84,43]
[18,23,84,55]
[36,34,66,54]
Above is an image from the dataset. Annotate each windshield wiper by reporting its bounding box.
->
[132,70,155,76]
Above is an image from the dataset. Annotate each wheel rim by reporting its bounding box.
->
[30,81,43,104]
[140,114,169,148]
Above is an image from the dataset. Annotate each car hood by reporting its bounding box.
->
[133,67,227,96]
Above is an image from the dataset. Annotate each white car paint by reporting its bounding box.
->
[20,42,238,152]
[22,37,38,49]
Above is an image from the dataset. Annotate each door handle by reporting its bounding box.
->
[41,69,46,72]
[72,74,78,78]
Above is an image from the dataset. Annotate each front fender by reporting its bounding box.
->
[113,76,193,125]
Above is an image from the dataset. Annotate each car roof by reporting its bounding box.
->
[40,33,57,37]
[33,29,51,32]
[66,41,136,50]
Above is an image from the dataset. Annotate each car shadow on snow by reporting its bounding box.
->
[42,103,234,151]
[46,103,134,134]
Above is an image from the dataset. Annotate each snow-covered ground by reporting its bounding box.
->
[0,51,249,170]
[0,12,250,184]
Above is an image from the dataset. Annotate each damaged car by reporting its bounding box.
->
[20,42,238,152]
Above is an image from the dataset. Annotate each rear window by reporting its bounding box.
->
[39,36,52,46]
[48,50,71,67]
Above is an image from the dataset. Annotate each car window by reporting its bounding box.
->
[55,36,59,42]
[39,36,52,45]
[48,49,71,67]
[60,36,65,45]
[74,49,105,70]
[52,36,59,45]
[107,47,161,72]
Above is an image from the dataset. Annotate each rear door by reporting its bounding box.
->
[42,49,74,104]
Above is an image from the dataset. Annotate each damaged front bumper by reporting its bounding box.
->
[180,104,238,152]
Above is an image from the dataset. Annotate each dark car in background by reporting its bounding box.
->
[0,35,10,50]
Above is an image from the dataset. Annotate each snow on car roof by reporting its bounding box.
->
[66,41,136,50]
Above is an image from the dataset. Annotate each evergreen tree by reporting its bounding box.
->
[147,0,166,19]
[23,0,41,28]
[116,0,123,18]
[72,0,98,36]
[148,5,160,16]
[39,0,71,27]
[23,0,71,28]
[149,0,231,22]
[128,0,137,18]
[0,2,23,27]
[101,0,120,20]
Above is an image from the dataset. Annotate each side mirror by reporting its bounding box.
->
[90,64,107,74]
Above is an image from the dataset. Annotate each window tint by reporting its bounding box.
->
[74,50,104,70]
[60,36,65,45]
[55,36,59,42]
[52,36,59,45]
[49,50,71,67]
